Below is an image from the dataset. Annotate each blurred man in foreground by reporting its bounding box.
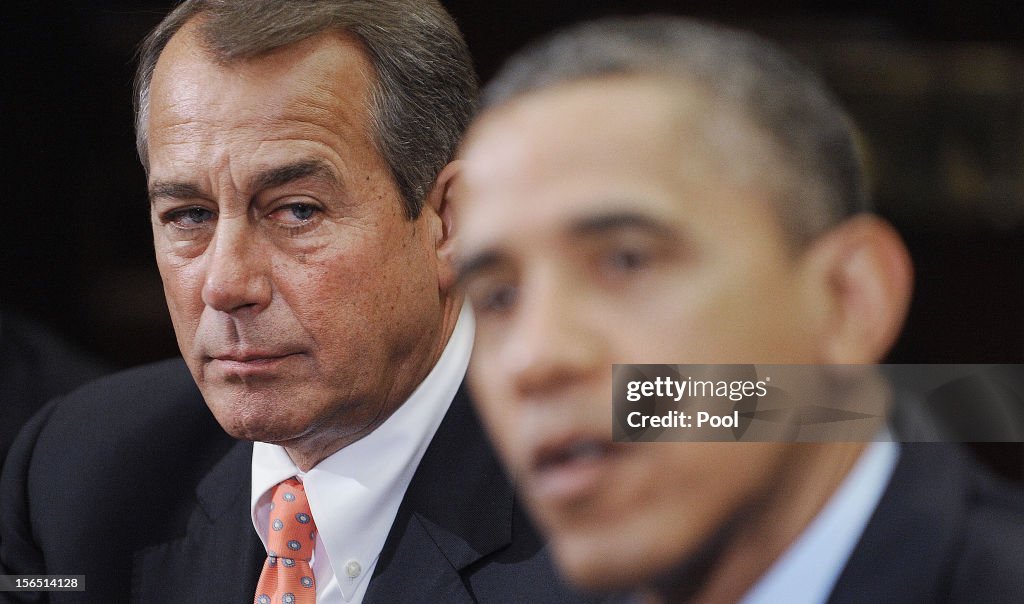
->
[455,16,1024,602]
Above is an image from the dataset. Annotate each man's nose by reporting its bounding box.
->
[200,219,272,313]
[503,276,605,400]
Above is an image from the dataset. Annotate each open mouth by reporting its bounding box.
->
[529,437,619,504]
[536,440,613,471]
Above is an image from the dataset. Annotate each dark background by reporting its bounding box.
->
[2,1,1021,368]
[2,1,1022,478]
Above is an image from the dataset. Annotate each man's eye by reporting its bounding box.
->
[472,283,518,315]
[606,248,651,272]
[270,203,319,225]
[167,207,215,227]
[287,204,316,221]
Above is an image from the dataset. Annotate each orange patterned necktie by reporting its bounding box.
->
[254,478,318,604]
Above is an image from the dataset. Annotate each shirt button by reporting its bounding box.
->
[345,560,362,578]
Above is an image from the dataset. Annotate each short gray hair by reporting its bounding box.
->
[483,16,867,243]
[134,0,477,219]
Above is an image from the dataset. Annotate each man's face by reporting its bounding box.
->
[455,78,830,590]
[147,25,449,457]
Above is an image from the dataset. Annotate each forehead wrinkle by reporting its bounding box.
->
[151,118,353,191]
[152,26,375,147]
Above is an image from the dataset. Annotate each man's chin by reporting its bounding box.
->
[547,528,657,593]
[547,514,715,596]
[201,387,313,444]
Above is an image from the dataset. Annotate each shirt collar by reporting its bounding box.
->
[251,303,474,599]
[741,438,900,604]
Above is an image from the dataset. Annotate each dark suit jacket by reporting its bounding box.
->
[827,442,1024,603]
[0,359,591,603]
[0,310,110,469]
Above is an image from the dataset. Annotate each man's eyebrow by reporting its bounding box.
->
[251,159,339,192]
[148,159,339,205]
[149,181,205,203]
[455,211,672,286]
[455,250,506,287]
[569,210,675,238]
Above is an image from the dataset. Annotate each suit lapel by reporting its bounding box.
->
[827,443,968,603]
[364,387,514,603]
[132,439,265,602]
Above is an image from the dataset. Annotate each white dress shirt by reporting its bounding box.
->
[251,305,473,603]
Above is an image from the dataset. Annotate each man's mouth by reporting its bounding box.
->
[536,440,612,470]
[207,350,303,376]
[528,436,620,504]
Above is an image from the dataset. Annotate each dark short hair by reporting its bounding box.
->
[134,0,478,219]
[482,16,867,243]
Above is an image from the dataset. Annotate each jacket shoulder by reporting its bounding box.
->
[14,357,231,486]
[949,464,1024,601]
[46,357,201,422]
[829,443,1024,603]
[0,358,247,599]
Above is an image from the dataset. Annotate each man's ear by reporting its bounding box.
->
[424,160,462,292]
[807,215,914,364]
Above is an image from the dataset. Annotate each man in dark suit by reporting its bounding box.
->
[0,1,589,602]
[453,16,1024,603]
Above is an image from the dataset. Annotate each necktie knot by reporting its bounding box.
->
[256,477,317,604]
[266,478,317,562]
